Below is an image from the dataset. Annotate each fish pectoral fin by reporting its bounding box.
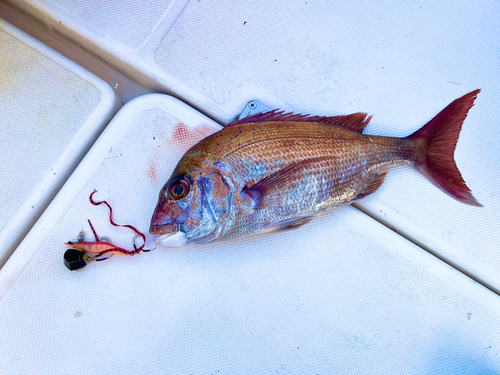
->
[240,157,330,209]
[262,217,314,233]
[356,171,389,200]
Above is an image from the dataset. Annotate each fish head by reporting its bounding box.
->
[149,157,233,247]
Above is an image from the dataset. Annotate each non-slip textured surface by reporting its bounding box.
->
[154,0,489,108]
[0,28,100,230]
[0,107,498,374]
[54,0,172,49]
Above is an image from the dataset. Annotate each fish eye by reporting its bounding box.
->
[168,176,190,200]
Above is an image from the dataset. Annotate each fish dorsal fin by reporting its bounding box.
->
[356,171,389,200]
[228,110,372,133]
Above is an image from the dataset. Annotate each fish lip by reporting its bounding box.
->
[154,233,172,245]
[149,223,178,236]
[154,232,188,247]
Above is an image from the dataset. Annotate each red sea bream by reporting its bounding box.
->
[150,90,481,247]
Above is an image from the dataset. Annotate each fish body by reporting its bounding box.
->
[150,90,481,247]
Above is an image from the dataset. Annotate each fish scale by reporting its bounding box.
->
[150,91,481,247]
[215,122,415,188]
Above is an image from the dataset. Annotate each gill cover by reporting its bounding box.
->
[150,167,234,247]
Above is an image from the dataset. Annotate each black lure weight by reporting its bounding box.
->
[64,249,87,271]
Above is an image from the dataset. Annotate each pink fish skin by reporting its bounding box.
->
[150,90,481,247]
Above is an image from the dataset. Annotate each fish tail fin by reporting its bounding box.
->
[407,89,482,207]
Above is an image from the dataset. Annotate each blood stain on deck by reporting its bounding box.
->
[172,123,190,142]
[147,159,158,182]
[169,123,205,149]
[196,123,218,136]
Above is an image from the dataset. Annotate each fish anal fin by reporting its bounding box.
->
[356,171,389,200]
[228,110,372,133]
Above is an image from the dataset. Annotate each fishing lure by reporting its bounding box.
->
[64,191,151,271]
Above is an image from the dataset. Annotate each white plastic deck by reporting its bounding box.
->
[4,0,499,293]
[0,95,499,374]
[0,19,119,268]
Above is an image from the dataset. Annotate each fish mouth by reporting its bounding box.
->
[149,222,178,236]
[150,223,189,247]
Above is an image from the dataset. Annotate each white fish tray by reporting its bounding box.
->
[0,95,499,374]
[0,19,119,268]
[4,0,500,294]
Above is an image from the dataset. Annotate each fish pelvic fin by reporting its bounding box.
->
[407,89,482,207]
[260,217,314,234]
